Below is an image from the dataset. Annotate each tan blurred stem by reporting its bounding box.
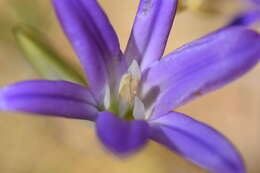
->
[178,0,219,15]
[13,24,87,86]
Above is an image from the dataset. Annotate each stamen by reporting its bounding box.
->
[118,60,141,104]
[118,74,134,103]
[118,98,128,117]
[117,61,143,119]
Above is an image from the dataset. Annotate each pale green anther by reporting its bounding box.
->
[118,60,141,104]
[13,24,87,85]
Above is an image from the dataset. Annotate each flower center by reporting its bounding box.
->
[103,61,146,120]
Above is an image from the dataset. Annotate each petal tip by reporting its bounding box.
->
[96,112,150,155]
[149,112,247,173]
[0,88,7,110]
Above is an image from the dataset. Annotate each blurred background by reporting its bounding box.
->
[0,0,259,172]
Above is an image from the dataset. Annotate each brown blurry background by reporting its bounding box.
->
[0,0,259,173]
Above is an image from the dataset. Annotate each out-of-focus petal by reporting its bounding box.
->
[96,111,150,154]
[13,24,86,85]
[142,27,260,117]
[53,0,124,99]
[149,112,245,173]
[125,0,178,70]
[228,9,260,26]
[248,0,260,5]
[0,80,98,120]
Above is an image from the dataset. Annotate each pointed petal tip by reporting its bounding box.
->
[150,112,246,173]
[125,0,178,69]
[144,26,260,116]
[0,80,99,120]
[0,88,6,110]
[96,112,150,155]
[229,9,260,27]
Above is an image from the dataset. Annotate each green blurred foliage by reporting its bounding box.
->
[0,0,51,45]
[0,0,87,85]
[13,25,87,85]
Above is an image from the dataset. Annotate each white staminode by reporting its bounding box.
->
[144,106,154,120]
[104,84,111,110]
[128,60,141,80]
[133,96,146,120]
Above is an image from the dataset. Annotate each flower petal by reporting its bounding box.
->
[96,112,150,154]
[124,0,178,70]
[0,80,98,120]
[53,0,124,99]
[149,112,245,173]
[141,27,260,117]
[248,0,260,5]
[228,9,260,26]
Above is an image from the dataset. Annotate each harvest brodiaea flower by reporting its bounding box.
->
[247,0,260,5]
[229,0,260,26]
[1,0,260,173]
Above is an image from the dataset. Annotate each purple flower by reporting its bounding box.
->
[228,0,260,26]
[247,0,260,5]
[229,9,260,26]
[1,0,260,172]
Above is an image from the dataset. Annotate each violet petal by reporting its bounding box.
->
[125,0,178,70]
[0,80,98,120]
[142,27,260,117]
[229,9,260,26]
[149,112,245,173]
[96,112,150,154]
[53,0,124,99]
[248,0,260,5]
